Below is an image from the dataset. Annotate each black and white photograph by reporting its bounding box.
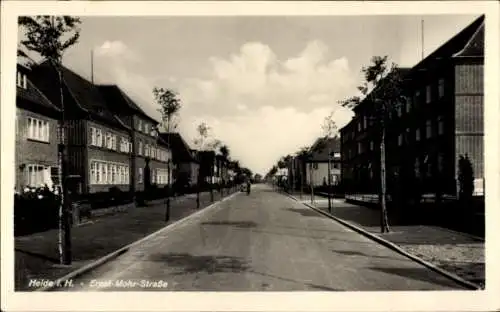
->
[1,1,499,311]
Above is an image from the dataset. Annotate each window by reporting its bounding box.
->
[17,71,27,89]
[405,96,412,113]
[138,119,143,132]
[144,123,149,133]
[111,164,117,184]
[398,134,403,146]
[27,117,50,142]
[96,129,102,146]
[416,128,421,141]
[426,85,432,103]
[438,78,445,98]
[426,120,432,138]
[357,142,362,154]
[138,168,143,183]
[26,164,50,187]
[90,160,129,185]
[102,163,108,184]
[438,117,444,135]
[151,169,156,184]
[438,153,444,173]
[370,141,374,151]
[145,144,150,157]
[90,127,96,146]
[96,163,102,184]
[397,104,402,117]
[357,121,362,132]
[414,90,420,106]
[363,116,367,129]
[138,141,143,156]
[90,162,96,184]
[112,135,117,150]
[105,133,113,149]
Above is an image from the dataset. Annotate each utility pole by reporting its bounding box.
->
[90,49,94,84]
[421,19,425,60]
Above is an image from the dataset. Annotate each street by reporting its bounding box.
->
[64,184,465,291]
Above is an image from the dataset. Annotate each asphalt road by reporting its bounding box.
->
[63,184,465,291]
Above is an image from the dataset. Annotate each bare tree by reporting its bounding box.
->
[154,87,182,222]
[19,16,82,265]
[340,55,406,233]
[193,122,220,203]
[321,110,338,213]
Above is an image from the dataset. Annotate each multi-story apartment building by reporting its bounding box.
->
[340,15,484,199]
[15,63,61,191]
[305,136,341,187]
[159,132,198,188]
[98,85,172,192]
[30,62,134,196]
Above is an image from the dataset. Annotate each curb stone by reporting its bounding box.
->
[37,191,240,292]
[283,192,482,290]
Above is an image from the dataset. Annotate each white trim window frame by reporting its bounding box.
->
[96,128,103,147]
[25,164,50,187]
[27,117,50,142]
[90,127,97,146]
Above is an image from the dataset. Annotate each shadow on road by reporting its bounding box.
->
[250,270,343,291]
[286,207,322,217]
[368,266,464,288]
[331,249,406,262]
[147,253,250,275]
[200,221,259,228]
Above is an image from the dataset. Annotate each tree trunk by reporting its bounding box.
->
[56,65,71,265]
[196,164,201,209]
[300,160,304,200]
[327,148,332,213]
[165,123,171,222]
[380,126,391,233]
[309,162,314,205]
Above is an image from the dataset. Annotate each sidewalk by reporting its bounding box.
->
[286,191,485,288]
[15,189,235,291]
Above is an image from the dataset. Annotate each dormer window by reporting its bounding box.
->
[17,71,27,89]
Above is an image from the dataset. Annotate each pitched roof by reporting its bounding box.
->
[98,85,159,124]
[159,132,196,163]
[30,61,129,130]
[16,64,60,113]
[309,136,341,162]
[410,15,484,74]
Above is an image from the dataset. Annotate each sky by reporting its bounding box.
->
[19,14,479,175]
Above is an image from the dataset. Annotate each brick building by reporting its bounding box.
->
[158,132,198,188]
[15,63,61,191]
[340,15,484,199]
[99,85,172,192]
[30,62,135,196]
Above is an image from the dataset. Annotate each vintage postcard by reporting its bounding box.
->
[1,1,499,311]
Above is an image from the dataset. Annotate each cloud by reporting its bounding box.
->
[176,40,356,173]
[180,105,353,175]
[95,40,140,61]
[94,39,356,174]
[93,40,160,121]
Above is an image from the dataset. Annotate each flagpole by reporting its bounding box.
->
[421,19,424,60]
